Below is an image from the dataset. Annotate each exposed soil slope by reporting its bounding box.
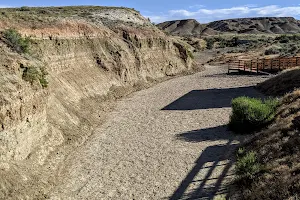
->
[0,6,198,199]
[257,68,300,96]
[157,17,300,36]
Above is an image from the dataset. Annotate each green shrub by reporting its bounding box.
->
[229,97,279,133]
[275,34,300,43]
[265,46,281,55]
[19,6,30,11]
[235,149,261,181]
[22,66,48,88]
[205,38,215,49]
[187,50,194,59]
[79,12,92,17]
[205,36,240,49]
[3,29,31,53]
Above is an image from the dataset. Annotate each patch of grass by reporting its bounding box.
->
[3,29,31,53]
[78,12,93,18]
[0,6,136,19]
[22,66,48,88]
[204,36,241,50]
[235,148,262,182]
[187,50,194,59]
[229,97,279,133]
[275,34,300,43]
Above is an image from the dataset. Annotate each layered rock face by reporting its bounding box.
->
[0,6,194,198]
[157,17,300,36]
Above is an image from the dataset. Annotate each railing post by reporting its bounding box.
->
[228,60,230,74]
[257,59,259,74]
[271,59,273,71]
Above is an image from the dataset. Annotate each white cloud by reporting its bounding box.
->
[243,4,258,8]
[147,5,300,23]
[145,15,169,23]
[189,4,205,9]
[0,5,10,8]
[253,5,300,16]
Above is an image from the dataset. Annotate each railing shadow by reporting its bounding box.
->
[169,126,243,200]
[161,86,264,110]
[176,125,235,143]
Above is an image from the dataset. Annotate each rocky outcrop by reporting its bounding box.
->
[0,6,195,199]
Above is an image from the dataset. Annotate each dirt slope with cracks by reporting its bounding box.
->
[50,65,268,199]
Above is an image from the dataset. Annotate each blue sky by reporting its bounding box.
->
[1,0,300,23]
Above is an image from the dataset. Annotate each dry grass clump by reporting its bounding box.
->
[257,67,300,96]
[234,90,300,199]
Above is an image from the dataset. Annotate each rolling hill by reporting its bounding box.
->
[156,19,206,37]
[157,17,300,36]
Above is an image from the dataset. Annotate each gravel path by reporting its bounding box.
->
[50,66,268,200]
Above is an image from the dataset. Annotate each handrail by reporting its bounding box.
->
[228,56,300,74]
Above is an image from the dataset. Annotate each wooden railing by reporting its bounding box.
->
[228,56,300,74]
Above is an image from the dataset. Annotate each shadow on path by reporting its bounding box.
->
[176,125,235,143]
[162,86,264,110]
[165,85,265,199]
[169,126,243,200]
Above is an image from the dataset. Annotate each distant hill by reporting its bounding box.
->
[156,19,206,37]
[157,17,300,36]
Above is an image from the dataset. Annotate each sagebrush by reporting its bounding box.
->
[22,66,48,88]
[3,29,31,53]
[229,97,279,133]
[235,148,262,182]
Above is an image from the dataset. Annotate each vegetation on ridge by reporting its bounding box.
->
[2,29,31,53]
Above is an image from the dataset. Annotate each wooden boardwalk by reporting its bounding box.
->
[228,57,300,75]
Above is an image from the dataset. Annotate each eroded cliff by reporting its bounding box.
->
[0,6,196,198]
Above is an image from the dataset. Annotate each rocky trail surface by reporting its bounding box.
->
[50,66,267,200]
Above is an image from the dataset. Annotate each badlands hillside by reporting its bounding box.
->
[0,6,197,199]
[156,19,206,37]
[157,17,300,36]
